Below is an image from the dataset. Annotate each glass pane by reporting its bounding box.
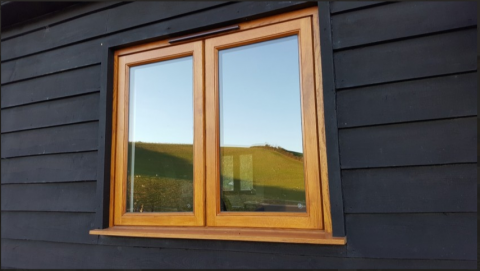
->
[126,56,194,213]
[219,35,306,213]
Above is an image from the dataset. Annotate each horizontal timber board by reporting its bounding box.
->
[332,1,477,49]
[1,65,101,108]
[1,212,97,244]
[1,151,97,184]
[1,239,476,269]
[342,164,477,213]
[1,93,99,133]
[346,213,477,260]
[1,182,97,212]
[1,2,124,40]
[337,72,478,128]
[329,1,387,14]
[1,121,98,158]
[1,1,311,84]
[98,234,346,257]
[339,117,477,169]
[334,28,477,89]
[1,1,228,61]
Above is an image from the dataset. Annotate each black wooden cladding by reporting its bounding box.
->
[329,1,388,14]
[1,93,99,133]
[2,239,476,269]
[342,164,477,213]
[0,1,477,269]
[317,1,345,237]
[0,1,312,85]
[339,117,477,169]
[1,212,97,244]
[1,182,96,212]
[331,1,477,50]
[1,121,98,158]
[346,213,477,260]
[337,72,477,128]
[1,151,97,184]
[1,41,102,84]
[1,2,125,41]
[1,65,101,108]
[334,28,477,89]
[0,1,228,61]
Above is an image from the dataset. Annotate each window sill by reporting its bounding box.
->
[90,226,346,245]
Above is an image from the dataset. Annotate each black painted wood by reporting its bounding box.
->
[337,72,478,128]
[98,235,347,258]
[1,239,476,269]
[1,1,228,61]
[346,213,477,260]
[339,117,477,169]
[1,121,98,158]
[342,164,477,213]
[332,1,477,49]
[1,212,97,244]
[317,2,345,237]
[1,93,99,133]
[334,28,477,89]
[1,2,81,29]
[330,1,387,14]
[1,151,97,184]
[1,1,312,84]
[1,40,102,84]
[1,182,96,212]
[1,65,101,108]
[1,2,124,41]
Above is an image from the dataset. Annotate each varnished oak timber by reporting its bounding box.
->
[90,226,346,245]
[112,41,205,226]
[205,15,323,230]
[103,6,338,243]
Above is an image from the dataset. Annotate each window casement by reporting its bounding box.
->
[90,6,346,245]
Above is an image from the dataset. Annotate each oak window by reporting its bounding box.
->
[91,7,346,245]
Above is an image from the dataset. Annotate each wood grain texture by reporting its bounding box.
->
[205,13,323,230]
[2,239,476,269]
[317,2,345,237]
[98,234,347,257]
[1,1,311,84]
[113,41,205,227]
[346,213,477,260]
[1,2,227,61]
[1,93,99,133]
[1,212,97,244]
[1,65,101,108]
[90,226,346,245]
[334,28,477,89]
[330,1,387,14]
[1,2,124,40]
[339,117,477,169]
[1,121,98,158]
[332,1,477,49]
[342,164,477,213]
[1,151,97,184]
[1,182,97,212]
[337,72,478,128]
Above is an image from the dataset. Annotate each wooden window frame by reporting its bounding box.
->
[90,6,346,245]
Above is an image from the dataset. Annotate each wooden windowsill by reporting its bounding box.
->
[90,226,346,245]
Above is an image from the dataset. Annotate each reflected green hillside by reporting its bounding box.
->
[126,142,306,213]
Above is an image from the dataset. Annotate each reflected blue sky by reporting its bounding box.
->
[219,35,304,153]
[128,56,193,144]
[128,35,304,154]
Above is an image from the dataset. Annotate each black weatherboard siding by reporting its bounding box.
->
[1,1,477,269]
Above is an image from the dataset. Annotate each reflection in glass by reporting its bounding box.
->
[126,56,194,213]
[219,35,306,213]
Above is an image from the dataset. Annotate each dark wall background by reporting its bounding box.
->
[1,1,477,269]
